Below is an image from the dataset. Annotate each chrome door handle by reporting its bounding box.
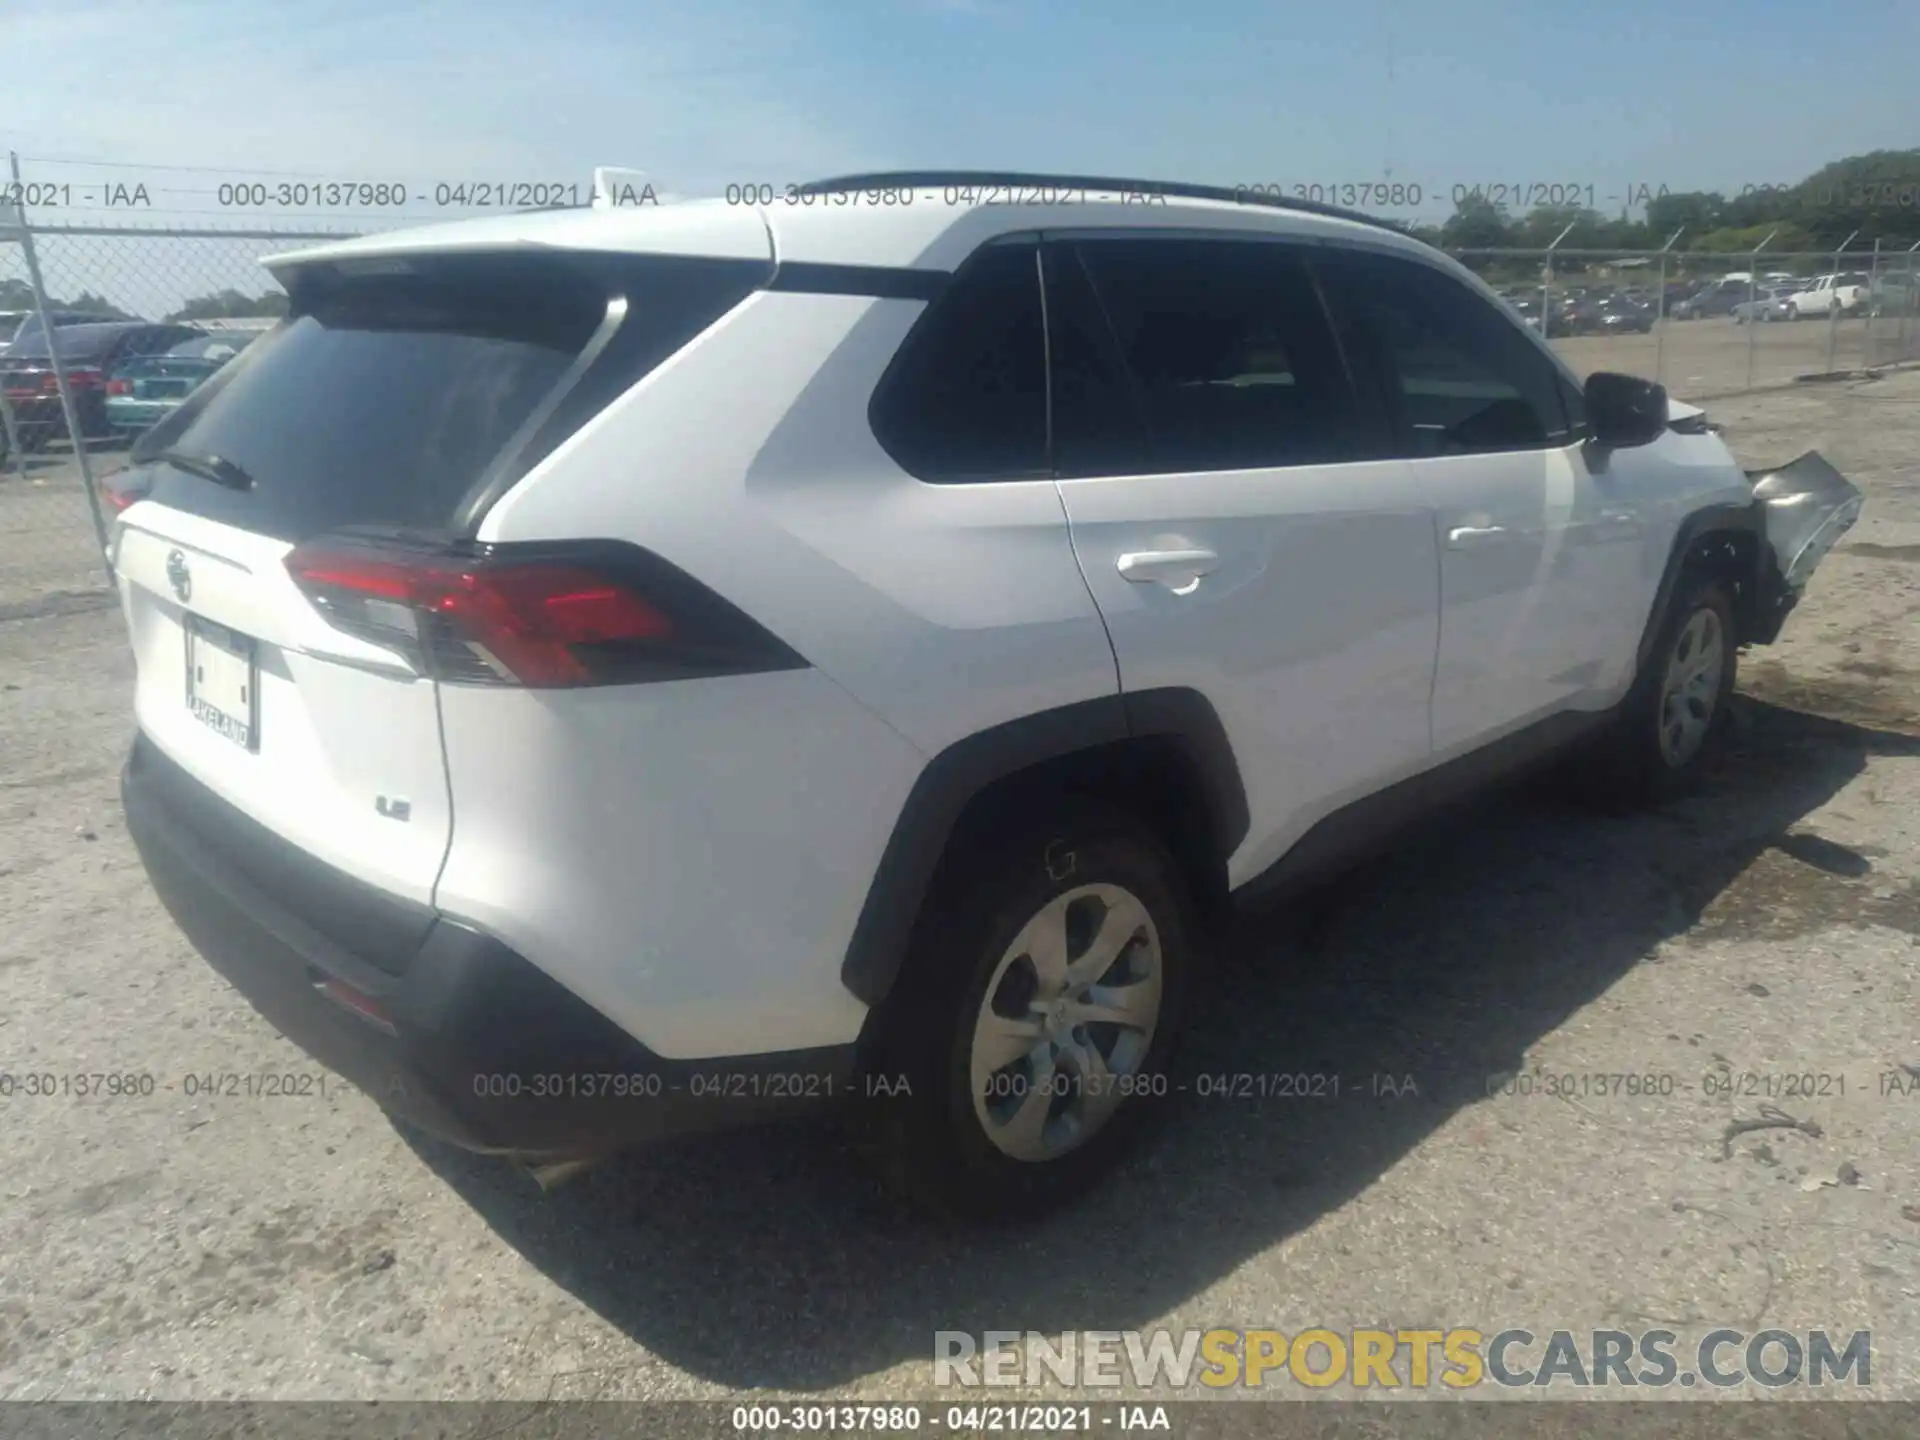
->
[1116,548,1221,586]
[1446,524,1509,549]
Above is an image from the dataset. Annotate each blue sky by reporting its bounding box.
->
[4,0,1917,228]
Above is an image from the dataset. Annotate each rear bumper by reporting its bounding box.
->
[105,398,178,431]
[121,731,857,1160]
[1,393,107,434]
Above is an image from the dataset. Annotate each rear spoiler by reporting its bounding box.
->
[592,168,651,210]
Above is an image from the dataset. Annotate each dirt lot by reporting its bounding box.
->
[0,356,1916,1407]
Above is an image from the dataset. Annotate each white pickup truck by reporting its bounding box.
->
[1788,272,1871,319]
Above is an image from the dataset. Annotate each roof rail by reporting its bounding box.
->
[791,170,1403,234]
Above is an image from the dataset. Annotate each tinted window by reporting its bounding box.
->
[120,326,197,359]
[1073,237,1360,472]
[132,252,763,541]
[869,240,1047,482]
[1042,243,1148,478]
[1320,249,1571,456]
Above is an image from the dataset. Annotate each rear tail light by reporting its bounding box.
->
[106,377,132,396]
[96,471,150,514]
[284,538,807,688]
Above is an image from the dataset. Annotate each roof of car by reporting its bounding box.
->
[261,171,1435,277]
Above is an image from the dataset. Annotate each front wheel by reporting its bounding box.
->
[1589,577,1737,805]
[858,805,1195,1222]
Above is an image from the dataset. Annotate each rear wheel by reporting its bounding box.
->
[858,804,1194,1222]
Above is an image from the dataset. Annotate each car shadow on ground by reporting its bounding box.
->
[404,689,1920,1391]
[0,436,126,479]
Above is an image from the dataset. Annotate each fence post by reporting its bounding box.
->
[1745,230,1776,392]
[1863,237,1881,368]
[0,193,22,476]
[10,153,112,580]
[1901,240,1920,364]
[1543,222,1574,343]
[1653,226,1684,389]
[1825,228,1859,375]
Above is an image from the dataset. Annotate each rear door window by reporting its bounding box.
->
[1070,236,1363,473]
[131,251,766,541]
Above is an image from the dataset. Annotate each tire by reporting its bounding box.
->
[1589,576,1738,806]
[857,802,1196,1223]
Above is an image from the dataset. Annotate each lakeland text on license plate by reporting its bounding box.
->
[185,615,258,750]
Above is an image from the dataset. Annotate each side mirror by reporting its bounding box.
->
[1585,371,1667,448]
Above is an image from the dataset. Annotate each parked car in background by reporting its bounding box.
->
[1596,296,1654,333]
[105,332,257,438]
[1787,273,1871,319]
[0,322,203,450]
[1732,286,1797,324]
[1672,279,1753,320]
[1868,272,1918,318]
[1557,297,1608,335]
[0,309,127,351]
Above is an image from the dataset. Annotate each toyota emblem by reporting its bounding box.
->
[166,549,192,603]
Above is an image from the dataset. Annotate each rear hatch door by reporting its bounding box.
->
[113,251,628,940]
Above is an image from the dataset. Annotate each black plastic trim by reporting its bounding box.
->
[122,733,855,1158]
[124,732,435,978]
[839,689,1247,1006]
[766,262,951,301]
[1632,501,1771,669]
[1235,706,1615,910]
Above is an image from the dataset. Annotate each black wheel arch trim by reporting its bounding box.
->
[1634,499,1783,670]
[839,688,1248,1008]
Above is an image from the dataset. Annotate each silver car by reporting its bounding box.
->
[1732,286,1795,324]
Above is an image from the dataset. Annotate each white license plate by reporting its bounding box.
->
[185,615,258,750]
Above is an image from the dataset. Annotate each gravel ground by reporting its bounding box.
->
[0,363,1915,1407]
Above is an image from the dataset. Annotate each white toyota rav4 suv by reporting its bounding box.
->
[110,171,1862,1220]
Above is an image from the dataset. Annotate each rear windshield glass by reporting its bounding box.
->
[133,250,765,542]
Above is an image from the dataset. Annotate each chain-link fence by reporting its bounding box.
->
[1450,244,1920,400]
[3,205,1918,616]
[0,211,367,614]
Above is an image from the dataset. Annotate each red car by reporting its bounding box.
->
[1,321,202,452]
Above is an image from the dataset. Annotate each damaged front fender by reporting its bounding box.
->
[1743,451,1864,644]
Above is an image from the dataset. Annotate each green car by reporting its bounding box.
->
[104,331,258,437]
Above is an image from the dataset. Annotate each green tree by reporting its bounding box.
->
[1440,193,1513,251]
[165,288,288,323]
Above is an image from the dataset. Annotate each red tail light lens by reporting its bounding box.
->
[96,473,150,513]
[284,539,804,688]
[106,377,132,396]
